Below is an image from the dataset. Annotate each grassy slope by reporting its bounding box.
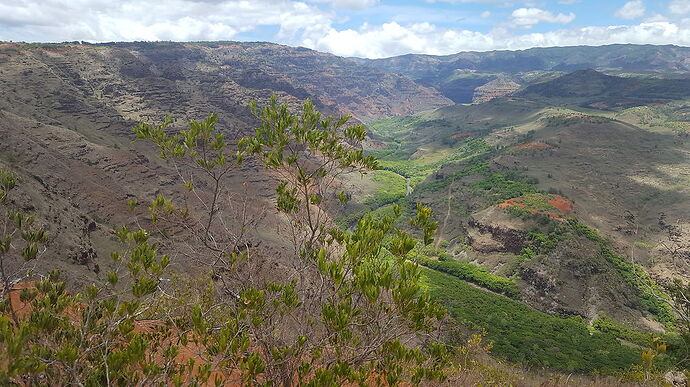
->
[422,268,641,373]
[360,94,689,372]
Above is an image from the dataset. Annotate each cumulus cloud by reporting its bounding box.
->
[615,0,646,19]
[0,0,689,59]
[307,0,379,10]
[669,0,690,15]
[426,0,540,4]
[510,8,576,28]
[0,0,331,42]
[304,20,690,58]
[426,0,507,3]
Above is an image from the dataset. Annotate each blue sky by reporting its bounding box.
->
[1,0,689,58]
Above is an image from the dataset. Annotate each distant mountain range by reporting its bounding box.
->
[2,41,690,375]
[353,44,690,103]
[519,68,690,109]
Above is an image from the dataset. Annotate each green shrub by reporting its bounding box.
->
[415,255,520,298]
[471,172,538,203]
[592,314,653,347]
[567,219,673,325]
[422,268,642,373]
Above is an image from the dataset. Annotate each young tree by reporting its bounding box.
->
[0,96,451,386]
[0,168,48,323]
[132,95,451,385]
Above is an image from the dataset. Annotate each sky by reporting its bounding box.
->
[0,0,689,58]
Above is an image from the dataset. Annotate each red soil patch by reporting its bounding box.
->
[498,194,573,220]
[511,142,551,150]
[450,132,479,139]
[548,195,573,213]
[3,282,36,319]
[497,198,525,209]
[2,283,237,386]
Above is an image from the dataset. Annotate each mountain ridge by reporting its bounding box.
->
[353,44,690,103]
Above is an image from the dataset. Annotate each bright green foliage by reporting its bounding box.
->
[235,96,449,385]
[409,202,438,246]
[567,218,674,325]
[422,268,642,373]
[0,169,48,322]
[592,313,655,348]
[126,95,453,385]
[0,169,18,204]
[239,95,375,172]
[0,237,221,386]
[365,170,407,208]
[0,97,454,385]
[416,255,520,298]
[510,228,565,272]
[470,172,538,204]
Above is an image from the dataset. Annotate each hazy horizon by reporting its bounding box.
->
[1,0,689,59]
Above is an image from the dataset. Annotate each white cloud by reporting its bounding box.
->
[307,0,379,10]
[510,8,576,28]
[481,10,492,18]
[669,0,690,15]
[0,0,689,60]
[558,0,581,4]
[0,0,332,42]
[426,0,505,3]
[643,13,668,23]
[426,0,542,5]
[615,1,646,20]
[304,20,690,58]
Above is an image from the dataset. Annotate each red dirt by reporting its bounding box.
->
[497,198,525,209]
[2,284,402,386]
[497,194,573,220]
[450,132,479,139]
[511,142,551,150]
[548,195,573,212]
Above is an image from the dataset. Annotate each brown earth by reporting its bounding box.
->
[0,41,451,287]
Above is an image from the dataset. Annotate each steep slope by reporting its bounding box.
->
[355,44,690,103]
[0,41,450,286]
[520,69,690,109]
[471,76,520,104]
[361,81,690,329]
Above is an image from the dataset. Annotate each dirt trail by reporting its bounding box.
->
[435,182,454,248]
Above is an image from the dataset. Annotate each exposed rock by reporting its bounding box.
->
[466,207,529,254]
[472,77,520,104]
[664,371,687,386]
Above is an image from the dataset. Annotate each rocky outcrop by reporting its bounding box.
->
[466,206,529,254]
[471,77,520,104]
[467,218,526,254]
[518,236,650,325]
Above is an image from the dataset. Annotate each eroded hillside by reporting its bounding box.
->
[355,44,690,104]
[0,41,451,286]
[357,70,690,332]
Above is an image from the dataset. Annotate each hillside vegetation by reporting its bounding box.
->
[2,42,690,385]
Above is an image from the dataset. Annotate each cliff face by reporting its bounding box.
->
[0,42,450,125]
[0,41,451,285]
[471,77,520,104]
[357,44,690,103]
